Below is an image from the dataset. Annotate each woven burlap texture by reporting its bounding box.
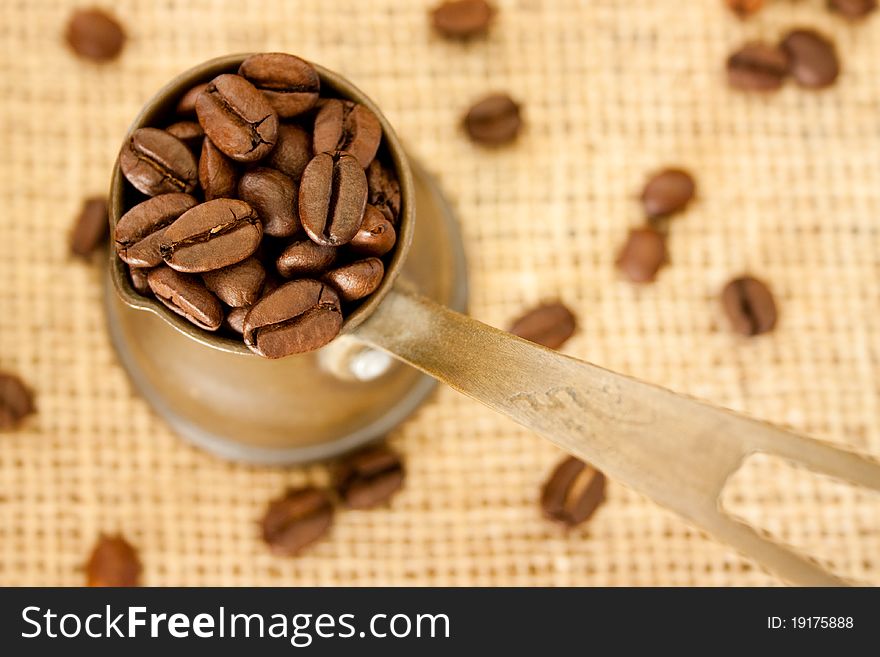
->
[1,0,878,586]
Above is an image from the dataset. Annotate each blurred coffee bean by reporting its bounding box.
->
[175,83,208,116]
[165,120,204,151]
[781,29,840,89]
[541,456,606,527]
[202,257,266,308]
[196,74,278,162]
[431,0,494,38]
[147,267,223,331]
[119,128,198,196]
[334,445,405,509]
[267,124,312,181]
[128,266,151,295]
[323,258,385,302]
[198,138,238,201]
[724,0,764,17]
[641,168,696,219]
[300,152,367,246]
[367,159,401,225]
[0,371,35,431]
[70,197,109,258]
[276,239,337,278]
[829,0,877,18]
[115,193,198,268]
[224,306,249,334]
[727,43,789,92]
[261,487,334,556]
[464,93,521,145]
[509,303,577,349]
[243,279,343,358]
[239,53,320,118]
[238,167,299,238]
[350,205,396,257]
[65,8,125,62]
[85,535,142,587]
[616,227,667,284]
[721,276,778,336]
[313,100,382,168]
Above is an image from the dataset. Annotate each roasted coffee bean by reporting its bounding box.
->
[431,0,494,38]
[119,127,198,196]
[147,267,223,331]
[70,197,108,258]
[237,167,299,238]
[276,239,337,278]
[313,100,382,169]
[722,276,777,336]
[65,8,125,62]
[261,487,334,556]
[267,124,312,181]
[641,168,696,219]
[196,74,278,162]
[724,0,764,16]
[165,120,204,150]
[464,93,521,145]
[323,258,384,302]
[198,138,238,201]
[202,257,266,308]
[616,227,667,284]
[85,535,142,587]
[299,152,367,246]
[238,53,320,118]
[128,266,151,295]
[829,0,877,18]
[160,198,261,273]
[175,83,208,116]
[781,30,840,89]
[350,205,396,257]
[509,302,577,349]
[0,371,35,431]
[334,446,405,509]
[243,279,342,358]
[225,306,249,334]
[115,193,198,268]
[727,43,789,92]
[366,159,401,225]
[541,456,606,527]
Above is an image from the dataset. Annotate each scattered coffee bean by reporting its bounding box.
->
[70,197,109,258]
[313,100,382,169]
[721,275,778,336]
[198,138,238,201]
[323,258,385,302]
[0,371,35,431]
[464,93,521,145]
[128,267,151,295]
[727,43,790,92]
[299,152,367,246]
[641,168,696,219]
[196,74,278,162]
[165,120,204,150]
[147,267,223,331]
[119,127,198,197]
[276,239,337,278]
[616,227,667,284]
[175,83,208,116]
[541,456,606,527]
[724,0,764,17]
[160,198,262,273]
[508,302,577,349]
[431,0,494,38]
[367,159,402,225]
[781,29,840,89]
[115,193,198,268]
[65,8,126,62]
[829,0,877,18]
[238,53,320,118]
[85,535,142,587]
[267,124,312,181]
[243,279,343,358]
[238,167,299,238]
[350,205,397,257]
[202,257,266,307]
[334,445,405,509]
[261,487,334,556]
[224,306,249,334]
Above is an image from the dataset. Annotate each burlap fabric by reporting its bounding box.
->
[0,0,878,586]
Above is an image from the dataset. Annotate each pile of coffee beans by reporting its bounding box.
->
[114,53,401,358]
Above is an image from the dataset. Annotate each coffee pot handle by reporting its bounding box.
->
[355,286,880,586]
